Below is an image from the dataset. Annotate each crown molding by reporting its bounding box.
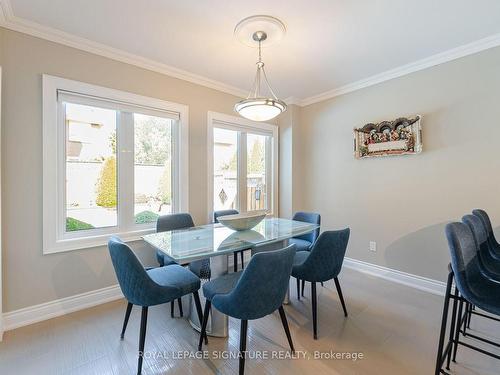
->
[2,0,500,107]
[0,0,248,98]
[284,96,302,106]
[299,32,500,107]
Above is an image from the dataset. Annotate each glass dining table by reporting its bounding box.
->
[142,217,319,337]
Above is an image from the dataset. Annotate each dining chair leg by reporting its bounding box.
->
[120,302,133,339]
[301,279,305,297]
[170,301,175,318]
[240,251,245,270]
[278,306,295,352]
[234,253,238,272]
[192,291,208,345]
[239,320,248,375]
[321,282,324,287]
[198,300,211,351]
[137,306,148,375]
[178,298,183,317]
[296,278,300,300]
[311,282,318,339]
[334,277,348,317]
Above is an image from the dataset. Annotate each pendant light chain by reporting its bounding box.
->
[247,37,278,100]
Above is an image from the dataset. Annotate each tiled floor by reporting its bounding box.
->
[1,267,498,374]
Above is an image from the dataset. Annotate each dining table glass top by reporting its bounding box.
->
[142,218,318,263]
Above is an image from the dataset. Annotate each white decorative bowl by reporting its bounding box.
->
[217,210,267,231]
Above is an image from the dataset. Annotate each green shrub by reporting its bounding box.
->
[95,156,117,208]
[134,210,160,224]
[66,217,94,231]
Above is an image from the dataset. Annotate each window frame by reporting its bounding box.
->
[207,111,278,222]
[43,75,189,254]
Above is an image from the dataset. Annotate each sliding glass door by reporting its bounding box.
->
[210,113,277,218]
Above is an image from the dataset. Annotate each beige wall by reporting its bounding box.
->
[0,28,250,312]
[297,46,500,282]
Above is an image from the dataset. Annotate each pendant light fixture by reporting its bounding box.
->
[234,16,287,122]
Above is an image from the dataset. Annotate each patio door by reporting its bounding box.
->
[208,112,278,221]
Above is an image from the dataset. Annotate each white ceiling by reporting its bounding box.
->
[4,0,500,103]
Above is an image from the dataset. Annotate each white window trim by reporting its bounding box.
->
[42,75,189,254]
[207,111,278,223]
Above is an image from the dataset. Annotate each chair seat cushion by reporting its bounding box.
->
[203,271,243,301]
[147,265,200,295]
[289,238,312,252]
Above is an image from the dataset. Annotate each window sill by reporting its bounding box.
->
[43,227,156,255]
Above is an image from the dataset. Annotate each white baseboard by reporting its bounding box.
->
[343,257,446,296]
[3,285,123,332]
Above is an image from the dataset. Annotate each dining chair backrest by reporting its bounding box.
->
[292,212,321,244]
[214,209,239,223]
[108,236,176,306]
[155,213,195,266]
[445,222,482,303]
[157,213,195,232]
[212,244,296,320]
[300,229,350,281]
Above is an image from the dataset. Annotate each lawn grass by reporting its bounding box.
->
[66,217,95,231]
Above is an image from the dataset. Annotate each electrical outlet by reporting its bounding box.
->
[369,241,377,252]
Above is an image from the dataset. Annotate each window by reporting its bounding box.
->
[43,75,188,253]
[208,112,278,220]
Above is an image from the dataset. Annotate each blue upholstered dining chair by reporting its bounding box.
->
[198,245,296,375]
[155,213,211,318]
[292,229,350,339]
[472,209,500,259]
[290,211,321,252]
[214,209,246,271]
[290,211,321,297]
[108,236,206,375]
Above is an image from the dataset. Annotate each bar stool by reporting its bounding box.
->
[434,222,500,375]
